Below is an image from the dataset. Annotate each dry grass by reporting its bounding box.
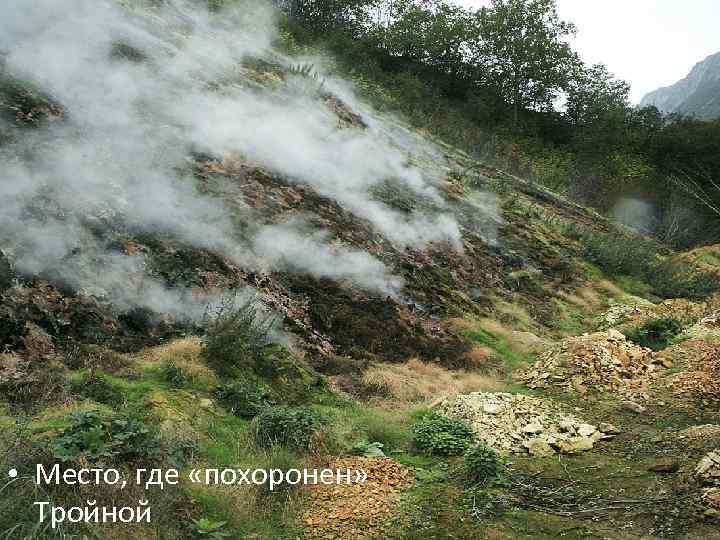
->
[593,279,626,297]
[135,337,215,380]
[359,359,504,404]
[494,300,537,330]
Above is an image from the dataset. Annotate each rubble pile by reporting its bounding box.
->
[517,330,667,400]
[665,348,720,404]
[598,299,653,329]
[685,311,720,341]
[678,425,720,442]
[301,457,412,540]
[436,392,617,457]
[598,298,717,331]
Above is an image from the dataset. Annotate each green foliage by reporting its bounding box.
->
[160,361,190,387]
[251,407,330,451]
[412,413,474,456]
[563,223,661,276]
[191,518,231,539]
[50,410,161,463]
[167,437,200,469]
[562,222,719,299]
[649,259,720,300]
[625,317,684,352]
[215,381,269,419]
[73,372,124,406]
[463,444,504,484]
[475,0,578,123]
[201,297,275,377]
[461,327,531,370]
[352,440,386,457]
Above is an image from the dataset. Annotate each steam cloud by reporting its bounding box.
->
[0,0,482,318]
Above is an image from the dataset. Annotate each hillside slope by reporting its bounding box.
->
[1,1,720,539]
[641,51,720,119]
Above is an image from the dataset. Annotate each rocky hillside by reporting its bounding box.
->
[1,1,720,539]
[641,51,720,119]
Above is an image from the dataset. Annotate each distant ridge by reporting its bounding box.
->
[640,51,720,120]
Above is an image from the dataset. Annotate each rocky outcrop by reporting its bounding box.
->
[640,51,720,120]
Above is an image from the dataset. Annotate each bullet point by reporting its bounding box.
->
[8,469,17,478]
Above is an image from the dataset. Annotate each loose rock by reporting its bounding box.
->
[436,392,612,456]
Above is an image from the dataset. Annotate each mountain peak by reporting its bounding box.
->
[640,51,720,119]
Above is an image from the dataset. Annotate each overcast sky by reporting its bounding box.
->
[454,0,720,103]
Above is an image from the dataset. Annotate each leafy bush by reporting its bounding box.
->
[412,413,474,456]
[251,407,329,451]
[352,440,386,458]
[201,297,275,377]
[191,517,230,539]
[215,380,268,419]
[74,372,123,406]
[563,223,719,299]
[625,317,684,351]
[51,410,161,463]
[160,361,190,387]
[167,436,200,469]
[648,260,720,300]
[464,444,503,484]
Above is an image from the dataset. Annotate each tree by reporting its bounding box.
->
[377,0,479,94]
[275,0,377,36]
[565,62,630,127]
[473,0,577,127]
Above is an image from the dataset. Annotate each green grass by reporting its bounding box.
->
[461,327,535,370]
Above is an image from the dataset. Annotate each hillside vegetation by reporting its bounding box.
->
[0,1,719,539]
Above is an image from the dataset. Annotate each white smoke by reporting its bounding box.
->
[0,0,476,318]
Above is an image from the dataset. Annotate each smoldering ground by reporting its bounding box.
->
[0,0,498,320]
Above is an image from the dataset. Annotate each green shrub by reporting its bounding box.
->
[201,297,275,377]
[360,409,413,451]
[160,361,190,387]
[74,372,123,406]
[51,410,161,463]
[562,223,719,300]
[412,413,474,456]
[648,260,720,300]
[464,444,503,484]
[250,407,329,451]
[215,380,268,419]
[167,436,199,469]
[625,317,684,351]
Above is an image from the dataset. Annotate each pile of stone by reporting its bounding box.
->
[678,425,720,442]
[686,311,720,341]
[517,330,663,400]
[665,348,720,404]
[436,392,618,457]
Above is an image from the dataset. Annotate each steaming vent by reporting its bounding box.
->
[0,0,502,333]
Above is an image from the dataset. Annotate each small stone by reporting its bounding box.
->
[199,398,213,409]
[523,438,555,457]
[703,488,720,509]
[555,436,594,454]
[598,422,620,435]
[607,329,625,341]
[620,401,646,414]
[522,422,543,434]
[577,424,597,437]
[482,403,501,415]
[648,459,680,473]
[703,508,719,519]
